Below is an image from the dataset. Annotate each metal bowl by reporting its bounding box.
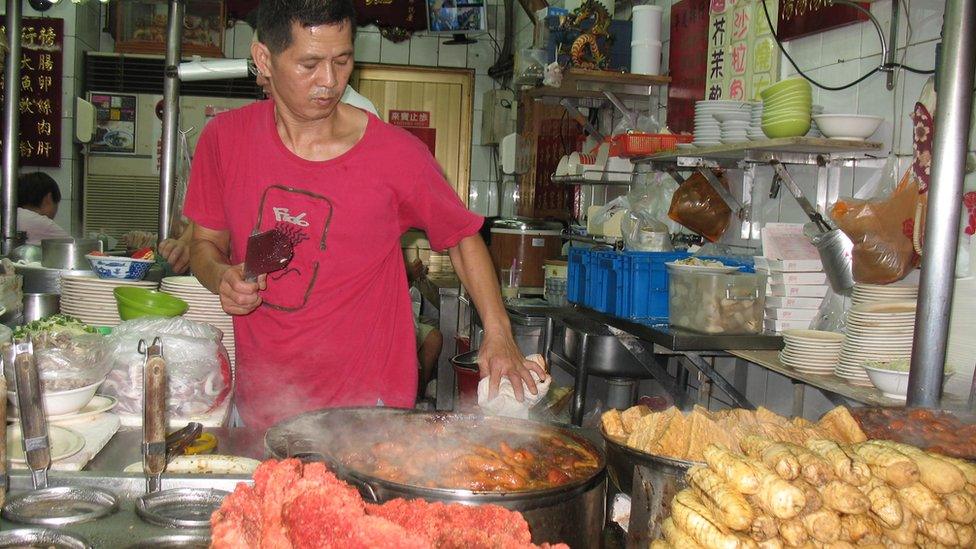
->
[40,238,102,270]
[22,293,60,323]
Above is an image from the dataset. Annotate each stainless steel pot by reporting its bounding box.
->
[602,428,699,547]
[266,408,607,548]
[40,238,102,270]
[22,293,59,323]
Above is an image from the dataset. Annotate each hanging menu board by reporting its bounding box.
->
[666,0,709,134]
[704,0,778,101]
[0,17,63,168]
[777,0,868,41]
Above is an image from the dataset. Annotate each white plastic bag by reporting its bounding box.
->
[99,317,231,418]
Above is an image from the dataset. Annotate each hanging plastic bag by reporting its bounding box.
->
[591,195,630,227]
[667,169,732,242]
[830,168,920,284]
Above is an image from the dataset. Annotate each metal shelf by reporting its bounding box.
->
[551,170,636,186]
[522,68,670,101]
[633,137,885,166]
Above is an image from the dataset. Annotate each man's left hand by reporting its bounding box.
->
[159,238,190,274]
[477,332,547,401]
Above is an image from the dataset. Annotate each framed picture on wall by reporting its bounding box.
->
[89,93,138,155]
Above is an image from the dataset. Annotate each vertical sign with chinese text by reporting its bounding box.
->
[750,0,778,98]
[666,0,709,134]
[0,17,63,167]
[705,0,730,100]
[727,0,752,100]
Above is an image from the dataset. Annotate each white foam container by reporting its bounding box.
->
[632,5,664,42]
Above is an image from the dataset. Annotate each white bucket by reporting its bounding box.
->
[632,5,664,42]
[630,40,662,75]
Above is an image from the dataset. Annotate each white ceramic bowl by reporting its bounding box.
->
[861,363,954,400]
[812,114,884,140]
[8,380,103,416]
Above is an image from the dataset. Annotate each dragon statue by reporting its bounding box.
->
[562,0,612,70]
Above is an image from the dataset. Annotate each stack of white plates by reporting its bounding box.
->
[851,282,918,306]
[806,105,825,137]
[716,111,751,144]
[161,276,235,364]
[778,329,843,375]
[836,300,916,386]
[59,274,158,327]
[694,100,749,147]
[748,102,764,140]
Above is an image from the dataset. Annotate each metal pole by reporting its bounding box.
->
[907,0,976,407]
[1,0,22,255]
[158,0,185,244]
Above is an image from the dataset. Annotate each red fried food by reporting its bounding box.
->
[210,459,567,549]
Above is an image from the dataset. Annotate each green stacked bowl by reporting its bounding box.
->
[113,287,188,321]
[760,77,812,138]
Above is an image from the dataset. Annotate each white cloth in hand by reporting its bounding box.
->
[477,354,551,419]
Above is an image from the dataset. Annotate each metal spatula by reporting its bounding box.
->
[243,228,295,282]
[13,338,49,490]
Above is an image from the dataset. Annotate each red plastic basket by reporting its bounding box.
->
[612,133,682,157]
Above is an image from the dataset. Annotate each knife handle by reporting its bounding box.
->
[14,343,50,478]
[143,339,167,477]
[0,374,8,496]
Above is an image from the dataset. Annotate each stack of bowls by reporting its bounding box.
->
[694,100,750,147]
[715,111,751,144]
[806,105,825,137]
[760,78,812,138]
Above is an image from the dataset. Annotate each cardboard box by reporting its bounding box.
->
[754,257,824,272]
[764,318,813,332]
[767,284,829,298]
[765,307,820,321]
[766,296,824,309]
[768,272,828,286]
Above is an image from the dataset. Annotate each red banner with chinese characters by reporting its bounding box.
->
[389,110,435,154]
[667,0,710,133]
[777,0,868,41]
[0,17,63,167]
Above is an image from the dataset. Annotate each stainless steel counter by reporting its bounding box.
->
[85,427,268,473]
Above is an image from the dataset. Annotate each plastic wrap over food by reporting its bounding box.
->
[0,258,23,317]
[100,317,232,418]
[3,333,111,392]
[667,169,732,242]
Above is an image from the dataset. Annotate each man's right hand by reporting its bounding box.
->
[218,264,266,315]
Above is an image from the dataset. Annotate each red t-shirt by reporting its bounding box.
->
[183,100,483,429]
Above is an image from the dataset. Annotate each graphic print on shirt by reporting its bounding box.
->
[253,184,334,311]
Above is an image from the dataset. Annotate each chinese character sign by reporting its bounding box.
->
[705,0,731,101]
[0,17,63,167]
[389,110,435,154]
[777,0,868,41]
[666,0,710,133]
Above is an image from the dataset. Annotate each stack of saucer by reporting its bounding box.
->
[748,102,764,140]
[836,300,916,386]
[851,282,918,306]
[716,111,751,144]
[693,100,750,147]
[59,274,158,327]
[778,329,843,375]
[160,276,236,364]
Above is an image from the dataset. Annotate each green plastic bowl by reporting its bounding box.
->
[762,119,812,138]
[760,77,811,98]
[113,287,188,321]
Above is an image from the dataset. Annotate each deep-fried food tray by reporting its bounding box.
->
[600,426,700,493]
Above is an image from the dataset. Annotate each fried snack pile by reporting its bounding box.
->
[652,437,976,549]
[602,405,865,463]
[211,459,568,549]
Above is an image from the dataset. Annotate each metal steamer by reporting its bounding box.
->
[265,408,608,548]
[1,338,120,528]
[134,338,226,530]
[602,429,698,548]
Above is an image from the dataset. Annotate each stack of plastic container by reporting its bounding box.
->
[631,5,663,75]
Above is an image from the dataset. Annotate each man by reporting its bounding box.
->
[185,0,541,429]
[17,172,70,245]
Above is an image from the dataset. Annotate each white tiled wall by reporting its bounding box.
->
[1,2,101,236]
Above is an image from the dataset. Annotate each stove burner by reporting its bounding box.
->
[1,486,119,526]
[125,534,211,548]
[135,488,229,529]
[0,527,91,548]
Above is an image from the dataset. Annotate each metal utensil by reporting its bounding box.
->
[243,228,295,282]
[165,423,203,460]
[770,161,833,233]
[141,338,167,494]
[0,373,6,506]
[12,339,49,490]
[39,238,102,270]
[22,293,59,323]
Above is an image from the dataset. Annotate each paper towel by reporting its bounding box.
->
[477,354,552,419]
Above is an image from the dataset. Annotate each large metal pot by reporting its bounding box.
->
[22,293,59,323]
[40,238,102,270]
[603,428,699,547]
[266,408,607,548]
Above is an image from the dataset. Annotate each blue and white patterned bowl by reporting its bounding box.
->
[86,254,154,280]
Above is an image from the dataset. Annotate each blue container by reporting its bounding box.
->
[698,255,756,273]
[624,251,691,320]
[567,247,590,305]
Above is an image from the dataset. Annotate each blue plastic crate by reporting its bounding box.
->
[567,248,589,304]
[591,251,629,314]
[624,251,691,320]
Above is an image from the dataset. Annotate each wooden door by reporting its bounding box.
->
[351,64,474,204]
